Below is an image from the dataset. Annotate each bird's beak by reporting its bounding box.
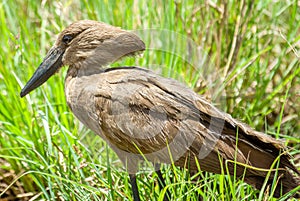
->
[20,46,64,97]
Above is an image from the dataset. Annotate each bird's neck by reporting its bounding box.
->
[64,64,106,96]
[67,63,107,78]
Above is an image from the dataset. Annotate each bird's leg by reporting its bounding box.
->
[155,164,171,201]
[129,174,140,201]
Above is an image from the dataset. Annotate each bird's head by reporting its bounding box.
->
[20,20,145,97]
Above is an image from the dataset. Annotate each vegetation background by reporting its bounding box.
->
[0,0,299,200]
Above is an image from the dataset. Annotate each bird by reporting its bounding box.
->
[20,20,299,200]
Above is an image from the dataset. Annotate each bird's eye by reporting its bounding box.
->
[62,35,73,44]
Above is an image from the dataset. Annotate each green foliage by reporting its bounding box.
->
[0,0,299,200]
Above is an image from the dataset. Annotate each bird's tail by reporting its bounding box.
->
[183,125,300,198]
[243,163,300,198]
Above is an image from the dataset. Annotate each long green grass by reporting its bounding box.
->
[0,0,299,200]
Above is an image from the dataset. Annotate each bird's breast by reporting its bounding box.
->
[64,71,103,137]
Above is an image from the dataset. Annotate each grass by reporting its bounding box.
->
[0,0,299,200]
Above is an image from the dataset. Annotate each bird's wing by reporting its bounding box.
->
[90,67,299,196]
[92,67,297,172]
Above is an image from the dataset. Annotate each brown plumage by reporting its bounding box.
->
[20,20,299,199]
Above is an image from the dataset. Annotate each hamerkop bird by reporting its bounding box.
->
[20,20,299,199]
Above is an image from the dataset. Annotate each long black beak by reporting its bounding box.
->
[20,47,64,97]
